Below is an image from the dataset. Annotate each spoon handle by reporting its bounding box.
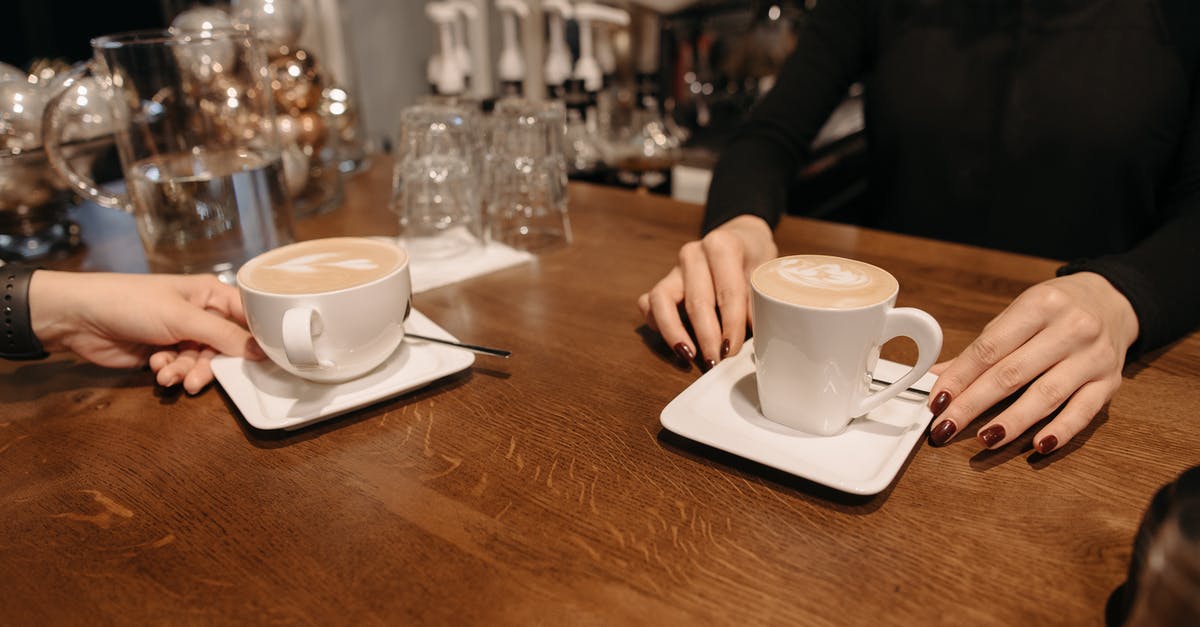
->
[406,332,512,358]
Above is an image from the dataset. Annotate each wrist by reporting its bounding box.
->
[27,270,76,353]
[723,215,778,256]
[1079,271,1141,349]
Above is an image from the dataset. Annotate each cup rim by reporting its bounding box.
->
[236,237,410,297]
[92,27,253,50]
[750,254,899,312]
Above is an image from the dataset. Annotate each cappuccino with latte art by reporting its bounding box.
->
[238,238,407,295]
[750,254,942,436]
[751,255,897,309]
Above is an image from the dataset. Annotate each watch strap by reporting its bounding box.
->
[2,264,49,361]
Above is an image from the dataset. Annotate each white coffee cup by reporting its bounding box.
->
[237,237,412,383]
[750,254,943,435]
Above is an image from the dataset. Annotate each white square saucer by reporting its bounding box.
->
[660,339,937,495]
[211,309,475,431]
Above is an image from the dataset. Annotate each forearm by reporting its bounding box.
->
[702,0,874,236]
[702,132,798,235]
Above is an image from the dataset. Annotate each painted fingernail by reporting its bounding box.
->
[929,420,957,445]
[930,390,951,417]
[720,339,731,359]
[1036,435,1059,455]
[978,425,1007,448]
[673,343,695,363]
[701,359,717,373]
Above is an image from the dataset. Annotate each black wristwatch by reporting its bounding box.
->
[2,262,49,361]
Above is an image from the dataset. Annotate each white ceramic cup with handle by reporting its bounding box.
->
[750,254,943,436]
[237,237,411,383]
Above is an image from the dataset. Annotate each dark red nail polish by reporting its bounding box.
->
[978,425,1006,448]
[720,339,731,359]
[930,390,951,417]
[701,359,717,372]
[673,343,694,363]
[929,420,957,445]
[1036,435,1059,454]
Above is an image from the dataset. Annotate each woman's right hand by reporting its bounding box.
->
[637,215,778,370]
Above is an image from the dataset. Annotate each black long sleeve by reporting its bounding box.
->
[704,0,1200,354]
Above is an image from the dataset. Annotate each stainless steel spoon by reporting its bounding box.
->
[405,333,512,358]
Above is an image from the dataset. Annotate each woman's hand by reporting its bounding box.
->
[29,271,264,394]
[927,272,1139,454]
[637,215,778,369]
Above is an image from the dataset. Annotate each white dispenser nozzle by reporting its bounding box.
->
[445,0,478,81]
[573,3,630,93]
[592,6,628,80]
[426,2,465,95]
[495,0,529,92]
[543,0,574,95]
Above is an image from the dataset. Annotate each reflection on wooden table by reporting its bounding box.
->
[2,159,1198,624]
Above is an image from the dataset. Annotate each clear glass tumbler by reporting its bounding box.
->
[485,98,571,253]
[392,103,484,260]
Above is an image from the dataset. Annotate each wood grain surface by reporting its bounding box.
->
[2,159,1198,625]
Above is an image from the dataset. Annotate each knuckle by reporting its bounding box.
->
[701,229,736,252]
[1054,406,1095,434]
[715,286,742,309]
[1092,343,1120,368]
[678,241,702,264]
[1067,311,1103,341]
[970,336,1002,366]
[1028,284,1070,313]
[1033,378,1069,407]
[994,362,1027,391]
[686,293,715,313]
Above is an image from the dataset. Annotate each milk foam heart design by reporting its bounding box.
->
[776,259,870,291]
[266,252,381,274]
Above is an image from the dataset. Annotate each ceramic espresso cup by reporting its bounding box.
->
[750,254,943,435]
[237,237,411,383]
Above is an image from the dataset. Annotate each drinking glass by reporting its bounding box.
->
[485,98,571,252]
[391,103,483,259]
[42,28,295,284]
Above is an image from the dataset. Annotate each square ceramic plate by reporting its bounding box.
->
[211,309,475,431]
[660,338,936,495]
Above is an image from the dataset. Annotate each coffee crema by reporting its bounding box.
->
[752,254,898,309]
[238,237,407,295]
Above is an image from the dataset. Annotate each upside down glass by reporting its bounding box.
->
[392,103,483,259]
[486,98,571,252]
[42,29,295,284]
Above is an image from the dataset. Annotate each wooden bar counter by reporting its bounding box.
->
[2,160,1198,625]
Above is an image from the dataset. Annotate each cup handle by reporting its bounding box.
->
[41,62,135,212]
[282,307,334,369]
[854,307,943,417]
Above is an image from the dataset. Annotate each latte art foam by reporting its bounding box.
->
[239,237,406,294]
[752,255,897,309]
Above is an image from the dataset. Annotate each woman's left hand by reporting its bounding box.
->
[927,272,1139,454]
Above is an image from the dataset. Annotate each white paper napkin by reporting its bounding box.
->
[371,236,534,294]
